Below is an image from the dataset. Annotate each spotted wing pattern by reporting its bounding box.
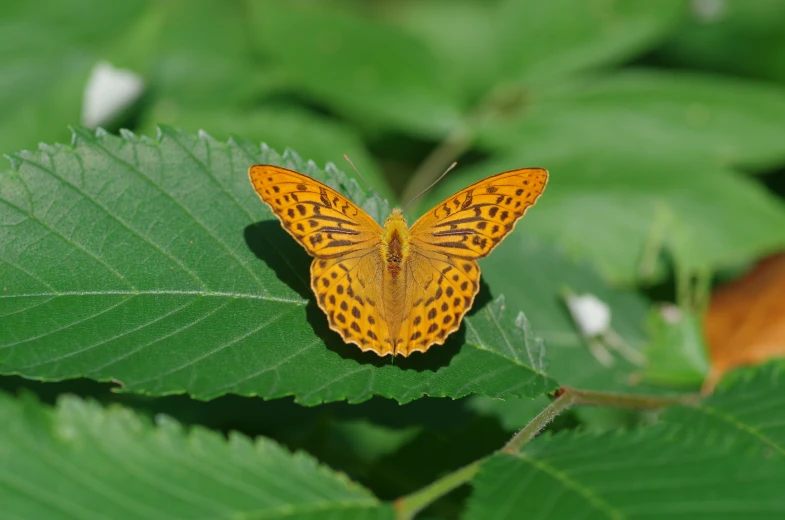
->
[410,168,548,259]
[310,249,480,356]
[396,250,481,356]
[250,164,548,357]
[249,165,381,257]
[310,253,392,355]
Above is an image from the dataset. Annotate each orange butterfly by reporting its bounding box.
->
[249,165,548,356]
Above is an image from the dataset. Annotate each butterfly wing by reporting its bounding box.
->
[398,168,548,355]
[249,165,382,257]
[409,168,548,259]
[250,165,394,353]
[392,248,481,356]
[311,253,398,355]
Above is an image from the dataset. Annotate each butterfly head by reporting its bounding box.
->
[385,208,408,227]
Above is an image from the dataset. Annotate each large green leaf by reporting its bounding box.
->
[0,127,557,404]
[479,70,785,170]
[0,391,392,519]
[466,367,785,519]
[426,151,785,283]
[663,365,785,454]
[467,430,785,520]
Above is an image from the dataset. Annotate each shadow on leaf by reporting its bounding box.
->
[244,221,312,299]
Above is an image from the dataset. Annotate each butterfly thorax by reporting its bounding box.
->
[381,209,411,280]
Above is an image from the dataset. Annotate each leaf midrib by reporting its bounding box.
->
[0,290,307,304]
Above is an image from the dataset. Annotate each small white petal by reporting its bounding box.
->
[691,0,726,23]
[660,304,683,324]
[566,293,611,337]
[82,61,144,128]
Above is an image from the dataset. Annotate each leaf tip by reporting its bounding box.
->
[119,128,139,142]
[197,129,216,142]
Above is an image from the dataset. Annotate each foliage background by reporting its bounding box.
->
[2,0,785,518]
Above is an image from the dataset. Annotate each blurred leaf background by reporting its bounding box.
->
[3,0,785,516]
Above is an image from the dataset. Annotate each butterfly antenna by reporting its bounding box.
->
[402,161,457,212]
[343,154,391,212]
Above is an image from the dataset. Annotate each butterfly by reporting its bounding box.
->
[249,164,548,356]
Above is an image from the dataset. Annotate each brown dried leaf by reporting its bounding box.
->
[703,253,785,392]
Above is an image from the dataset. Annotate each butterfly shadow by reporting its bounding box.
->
[244,221,313,300]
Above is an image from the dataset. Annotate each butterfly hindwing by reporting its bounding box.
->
[397,250,480,356]
[249,165,381,257]
[410,168,548,259]
[311,253,393,355]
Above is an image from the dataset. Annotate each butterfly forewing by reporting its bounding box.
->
[410,168,548,259]
[249,165,381,257]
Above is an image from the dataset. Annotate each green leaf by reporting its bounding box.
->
[0,391,392,519]
[467,428,785,520]
[479,70,785,170]
[428,152,785,284]
[467,368,785,519]
[663,365,785,454]
[0,127,557,404]
[643,305,710,387]
[246,1,464,137]
[479,235,649,390]
[138,104,394,201]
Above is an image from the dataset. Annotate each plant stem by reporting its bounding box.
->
[394,392,572,520]
[400,124,473,210]
[393,387,697,519]
[400,82,523,210]
[501,390,574,454]
[565,387,699,409]
[393,459,484,520]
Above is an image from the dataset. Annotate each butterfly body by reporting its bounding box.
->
[381,209,409,280]
[250,165,547,357]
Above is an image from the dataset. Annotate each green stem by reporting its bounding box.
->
[393,387,697,519]
[566,388,699,409]
[502,390,574,454]
[400,81,525,211]
[400,124,473,210]
[393,459,484,520]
